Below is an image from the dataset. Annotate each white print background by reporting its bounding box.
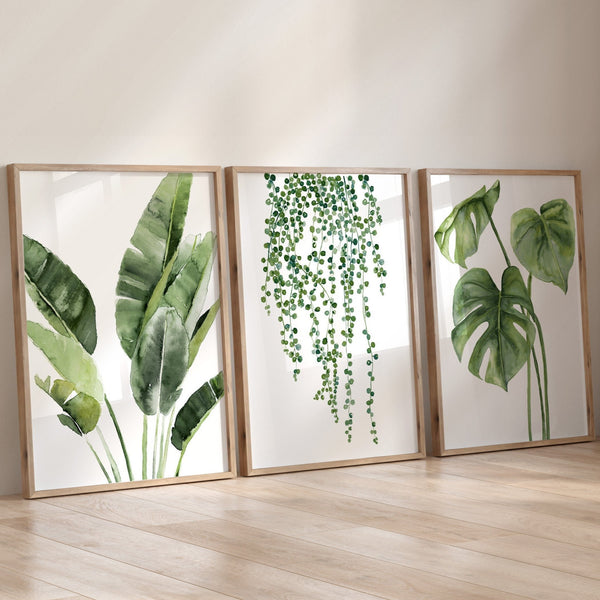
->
[430,174,589,449]
[20,170,228,491]
[237,172,420,469]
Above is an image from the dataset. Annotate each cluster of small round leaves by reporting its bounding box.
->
[260,172,386,443]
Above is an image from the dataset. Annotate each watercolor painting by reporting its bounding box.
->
[10,166,233,496]
[260,172,386,443]
[421,170,593,454]
[435,179,574,440]
[227,167,424,475]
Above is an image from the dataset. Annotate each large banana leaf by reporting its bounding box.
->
[130,306,189,416]
[115,173,192,357]
[510,199,575,293]
[435,180,500,268]
[27,321,104,404]
[163,233,216,337]
[23,235,97,353]
[452,266,536,391]
[171,372,224,452]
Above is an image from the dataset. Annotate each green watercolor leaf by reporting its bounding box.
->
[188,299,220,368]
[163,233,216,337]
[435,180,500,268]
[27,321,104,405]
[63,392,101,434]
[34,374,50,395]
[451,266,536,391]
[171,372,224,451]
[50,379,75,406]
[57,413,82,436]
[510,199,575,293]
[23,235,97,353]
[115,173,192,357]
[35,376,76,408]
[130,306,189,416]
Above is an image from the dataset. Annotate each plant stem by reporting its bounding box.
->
[526,274,533,442]
[530,343,546,439]
[175,441,189,477]
[96,427,121,482]
[152,413,161,479]
[85,438,112,483]
[526,355,532,442]
[104,396,133,481]
[142,415,148,480]
[526,275,550,440]
[157,407,176,478]
[487,212,511,267]
[531,312,550,439]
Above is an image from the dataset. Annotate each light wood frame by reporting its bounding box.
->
[226,166,425,476]
[8,164,237,497]
[419,168,594,456]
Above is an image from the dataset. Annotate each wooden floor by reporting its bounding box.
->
[1,442,600,599]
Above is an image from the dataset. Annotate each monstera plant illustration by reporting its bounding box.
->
[24,173,224,482]
[435,181,576,440]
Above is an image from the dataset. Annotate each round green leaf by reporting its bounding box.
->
[510,199,575,293]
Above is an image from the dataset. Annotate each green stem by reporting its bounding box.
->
[152,413,161,479]
[532,312,550,439]
[157,407,176,478]
[526,273,533,442]
[85,438,112,483]
[487,213,511,267]
[142,414,148,480]
[96,427,121,483]
[104,396,133,481]
[530,344,546,439]
[526,355,532,442]
[175,441,188,477]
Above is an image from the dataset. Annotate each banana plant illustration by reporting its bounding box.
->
[25,173,224,482]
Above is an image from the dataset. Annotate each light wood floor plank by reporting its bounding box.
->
[0,523,233,599]
[343,460,600,524]
[301,526,600,600]
[406,446,600,501]
[465,447,600,481]
[146,516,527,599]
[0,564,86,600]
[271,463,600,550]
[203,476,509,544]
[0,511,382,600]
[1,441,598,599]
[457,533,600,580]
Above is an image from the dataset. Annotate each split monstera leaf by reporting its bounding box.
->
[434,180,576,440]
[24,173,224,482]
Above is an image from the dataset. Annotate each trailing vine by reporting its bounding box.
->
[260,172,386,442]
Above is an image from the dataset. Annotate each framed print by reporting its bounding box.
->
[8,164,236,497]
[419,168,594,456]
[226,166,425,476]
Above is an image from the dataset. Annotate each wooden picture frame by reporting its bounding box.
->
[226,166,425,476]
[8,164,236,497]
[419,168,594,456]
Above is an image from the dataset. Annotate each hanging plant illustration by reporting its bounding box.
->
[435,180,575,440]
[24,173,224,483]
[260,172,386,442]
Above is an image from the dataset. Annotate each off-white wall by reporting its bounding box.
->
[0,0,598,494]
